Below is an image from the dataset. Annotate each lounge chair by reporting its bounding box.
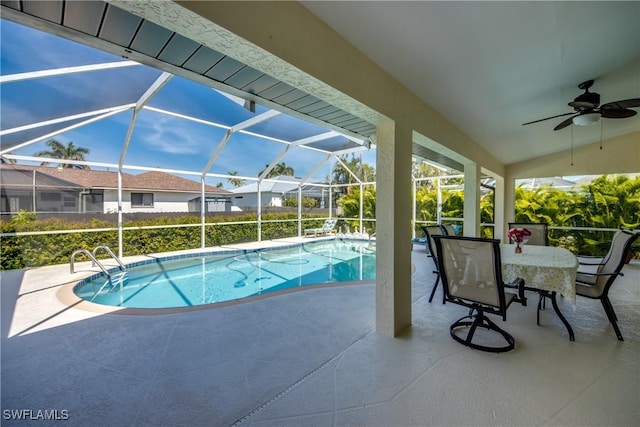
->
[304,219,337,237]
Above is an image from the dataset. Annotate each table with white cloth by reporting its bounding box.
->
[500,244,579,340]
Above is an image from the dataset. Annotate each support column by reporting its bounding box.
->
[504,173,516,241]
[493,175,506,241]
[200,178,206,249]
[463,163,481,237]
[117,170,123,258]
[376,121,412,337]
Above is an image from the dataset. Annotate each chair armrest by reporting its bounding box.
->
[576,271,623,285]
[577,256,605,266]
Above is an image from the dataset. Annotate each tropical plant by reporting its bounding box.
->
[331,154,376,184]
[441,189,464,220]
[33,139,90,169]
[337,185,376,231]
[480,189,494,238]
[412,161,445,190]
[258,162,294,178]
[282,197,318,208]
[227,171,246,187]
[514,175,640,257]
[415,186,438,222]
[581,175,640,229]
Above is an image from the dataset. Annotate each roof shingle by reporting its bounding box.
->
[0,165,230,194]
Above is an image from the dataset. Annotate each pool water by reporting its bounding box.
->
[74,239,375,308]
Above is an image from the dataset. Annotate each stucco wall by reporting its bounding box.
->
[507,131,640,179]
[103,190,201,213]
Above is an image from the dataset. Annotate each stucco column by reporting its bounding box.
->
[492,174,506,241]
[376,121,412,336]
[463,162,481,237]
[504,173,516,239]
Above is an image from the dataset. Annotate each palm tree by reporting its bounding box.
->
[412,161,445,190]
[34,139,90,170]
[227,171,246,187]
[258,162,294,178]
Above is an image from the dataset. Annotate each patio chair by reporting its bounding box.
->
[575,228,639,341]
[576,228,624,269]
[411,228,429,251]
[441,223,457,236]
[508,222,549,246]
[304,219,337,237]
[421,225,446,303]
[432,235,526,352]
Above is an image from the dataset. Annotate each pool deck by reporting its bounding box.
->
[1,238,639,426]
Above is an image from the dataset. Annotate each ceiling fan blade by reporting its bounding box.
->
[601,108,637,119]
[553,115,578,131]
[522,112,574,126]
[600,98,640,110]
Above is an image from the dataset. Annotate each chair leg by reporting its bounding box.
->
[602,297,618,321]
[428,274,440,303]
[536,293,544,326]
[600,297,623,341]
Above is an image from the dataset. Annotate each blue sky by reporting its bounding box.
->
[0,19,376,187]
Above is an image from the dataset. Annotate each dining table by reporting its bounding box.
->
[500,243,579,340]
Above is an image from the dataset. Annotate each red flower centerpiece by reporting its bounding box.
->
[508,227,531,253]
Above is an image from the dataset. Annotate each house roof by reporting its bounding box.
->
[231,176,306,195]
[0,165,230,194]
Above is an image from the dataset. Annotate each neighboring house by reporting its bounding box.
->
[0,165,231,214]
[231,176,325,208]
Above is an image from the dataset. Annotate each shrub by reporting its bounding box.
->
[0,212,323,270]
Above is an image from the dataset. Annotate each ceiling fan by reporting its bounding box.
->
[522,80,640,131]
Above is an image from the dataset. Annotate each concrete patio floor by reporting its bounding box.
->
[1,239,639,426]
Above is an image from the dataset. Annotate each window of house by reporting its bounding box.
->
[63,197,76,208]
[131,192,154,207]
[40,192,61,201]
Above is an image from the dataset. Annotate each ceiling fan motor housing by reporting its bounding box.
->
[571,90,600,110]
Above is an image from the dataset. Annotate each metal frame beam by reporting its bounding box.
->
[0,61,139,84]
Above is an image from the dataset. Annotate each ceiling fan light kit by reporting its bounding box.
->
[522,79,640,131]
[572,112,601,126]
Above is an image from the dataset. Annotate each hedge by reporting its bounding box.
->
[0,212,324,270]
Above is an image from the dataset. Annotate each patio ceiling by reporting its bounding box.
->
[0,1,383,184]
[302,1,640,166]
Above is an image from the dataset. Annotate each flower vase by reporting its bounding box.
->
[515,241,522,254]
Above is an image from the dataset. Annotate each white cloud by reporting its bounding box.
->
[134,113,221,155]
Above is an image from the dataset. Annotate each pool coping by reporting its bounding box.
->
[59,237,376,315]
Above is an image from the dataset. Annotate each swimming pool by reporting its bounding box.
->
[74,239,375,309]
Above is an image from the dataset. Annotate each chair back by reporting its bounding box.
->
[441,224,457,236]
[508,222,548,246]
[322,219,337,231]
[433,235,507,313]
[593,229,639,295]
[598,228,624,265]
[421,225,445,268]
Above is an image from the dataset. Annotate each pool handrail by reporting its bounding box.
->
[92,245,126,271]
[70,248,112,277]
